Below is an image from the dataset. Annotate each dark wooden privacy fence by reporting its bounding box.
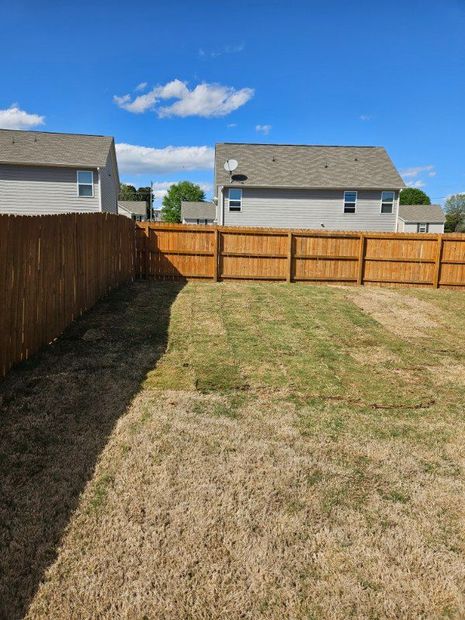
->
[0,213,135,378]
[137,223,465,289]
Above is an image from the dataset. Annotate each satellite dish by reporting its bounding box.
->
[224,159,238,173]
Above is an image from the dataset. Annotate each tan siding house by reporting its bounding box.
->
[0,129,119,215]
[214,143,405,232]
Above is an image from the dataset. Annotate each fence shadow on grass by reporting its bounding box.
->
[0,280,184,620]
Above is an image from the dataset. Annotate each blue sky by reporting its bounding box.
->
[1,0,464,206]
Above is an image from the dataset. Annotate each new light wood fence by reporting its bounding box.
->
[0,213,135,378]
[137,223,465,289]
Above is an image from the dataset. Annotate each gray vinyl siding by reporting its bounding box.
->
[400,221,444,233]
[118,205,132,219]
[182,217,215,225]
[221,187,399,232]
[0,164,100,215]
[99,153,118,214]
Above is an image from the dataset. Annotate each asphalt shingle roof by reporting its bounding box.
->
[215,143,405,190]
[181,201,216,220]
[398,204,445,223]
[0,129,114,168]
[118,201,148,216]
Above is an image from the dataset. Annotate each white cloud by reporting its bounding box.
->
[151,181,175,200]
[256,124,272,135]
[400,165,435,179]
[113,90,158,114]
[0,104,45,129]
[227,123,237,128]
[151,180,212,200]
[135,82,148,92]
[400,165,436,188]
[359,114,372,121]
[115,143,214,175]
[199,43,245,58]
[114,79,254,118]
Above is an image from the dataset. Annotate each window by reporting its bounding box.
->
[381,191,395,214]
[77,170,94,197]
[417,223,429,233]
[343,191,357,214]
[228,188,242,212]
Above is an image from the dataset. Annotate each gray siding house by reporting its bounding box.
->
[396,204,445,233]
[181,201,216,224]
[0,129,119,215]
[214,143,405,231]
[118,200,148,221]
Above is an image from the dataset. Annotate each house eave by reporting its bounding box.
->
[398,217,445,224]
[219,183,405,191]
[0,160,104,170]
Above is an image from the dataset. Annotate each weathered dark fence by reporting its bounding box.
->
[0,213,135,377]
[136,223,465,289]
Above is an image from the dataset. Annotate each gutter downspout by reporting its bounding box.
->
[218,185,224,225]
[97,168,103,212]
[395,189,401,232]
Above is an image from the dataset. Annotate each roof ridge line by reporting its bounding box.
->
[216,143,383,148]
[0,128,111,139]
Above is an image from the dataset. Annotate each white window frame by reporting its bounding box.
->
[77,170,94,198]
[228,187,242,212]
[380,190,395,214]
[343,190,357,214]
[417,223,429,233]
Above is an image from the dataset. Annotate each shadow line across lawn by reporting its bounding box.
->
[0,280,184,620]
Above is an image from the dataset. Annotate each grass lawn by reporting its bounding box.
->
[2,281,465,619]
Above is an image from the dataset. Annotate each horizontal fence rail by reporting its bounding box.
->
[137,223,465,289]
[0,213,135,378]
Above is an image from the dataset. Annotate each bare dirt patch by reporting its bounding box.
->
[343,287,443,337]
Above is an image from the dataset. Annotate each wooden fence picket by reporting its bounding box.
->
[0,213,135,378]
[137,223,465,290]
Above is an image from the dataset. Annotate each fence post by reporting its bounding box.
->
[287,232,293,283]
[213,227,219,282]
[433,235,443,288]
[357,233,365,286]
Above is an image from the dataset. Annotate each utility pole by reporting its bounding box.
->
[149,180,153,221]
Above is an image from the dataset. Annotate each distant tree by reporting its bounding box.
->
[161,181,205,223]
[119,183,137,200]
[399,188,431,205]
[444,194,465,232]
[119,184,154,219]
[136,186,154,219]
[136,186,152,204]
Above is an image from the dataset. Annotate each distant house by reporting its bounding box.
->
[397,204,445,233]
[0,129,119,215]
[214,143,406,232]
[181,201,216,224]
[118,201,148,222]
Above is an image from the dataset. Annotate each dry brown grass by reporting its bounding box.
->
[344,286,443,337]
[2,281,465,619]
